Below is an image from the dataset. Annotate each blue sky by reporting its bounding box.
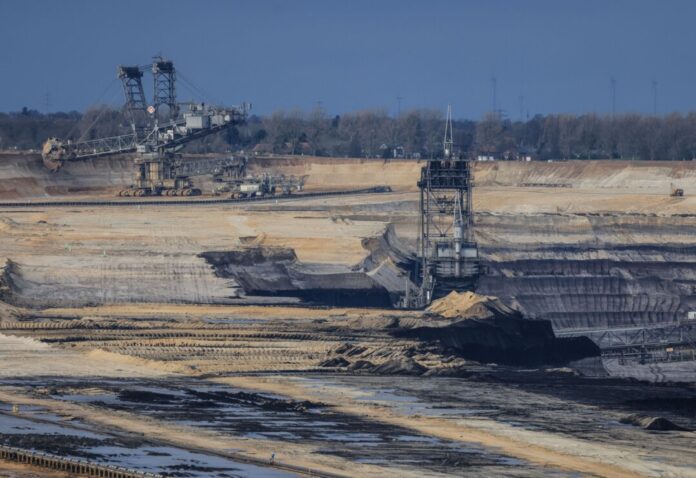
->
[1,0,695,118]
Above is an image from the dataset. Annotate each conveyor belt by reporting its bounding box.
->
[0,186,392,208]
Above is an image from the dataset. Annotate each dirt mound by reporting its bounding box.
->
[319,356,351,368]
[371,357,427,375]
[426,291,521,320]
[397,291,600,366]
[394,317,598,366]
[619,414,689,431]
[347,359,375,372]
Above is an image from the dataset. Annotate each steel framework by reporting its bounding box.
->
[415,106,479,305]
[117,65,148,136]
[152,57,178,120]
[42,57,248,198]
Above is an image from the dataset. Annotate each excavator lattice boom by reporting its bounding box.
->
[42,57,248,197]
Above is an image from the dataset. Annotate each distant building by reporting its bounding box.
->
[477,148,537,162]
[517,146,538,162]
[476,151,502,161]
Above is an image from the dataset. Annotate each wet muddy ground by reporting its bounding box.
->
[2,370,695,476]
[312,372,696,434]
[1,158,696,476]
[1,377,545,476]
[0,403,292,477]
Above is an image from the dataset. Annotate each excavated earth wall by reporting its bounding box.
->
[474,159,696,189]
[0,153,423,200]
[2,153,695,199]
[0,153,133,199]
[475,213,696,331]
[199,225,417,308]
[1,154,694,341]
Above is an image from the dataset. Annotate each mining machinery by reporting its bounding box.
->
[670,183,685,197]
[213,173,305,198]
[410,106,479,307]
[42,57,248,196]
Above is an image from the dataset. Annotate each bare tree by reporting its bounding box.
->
[305,106,330,155]
[475,112,504,153]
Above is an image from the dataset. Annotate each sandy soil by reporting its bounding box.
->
[0,157,695,477]
[1,307,694,477]
[0,333,167,378]
[0,461,71,477]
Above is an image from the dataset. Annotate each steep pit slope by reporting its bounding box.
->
[393,291,599,366]
[0,196,391,308]
[475,159,696,191]
[200,225,418,307]
[1,157,694,336]
[201,247,395,307]
[474,209,696,332]
[0,153,133,199]
[5,153,693,200]
[247,155,422,192]
[466,160,696,335]
[479,242,696,330]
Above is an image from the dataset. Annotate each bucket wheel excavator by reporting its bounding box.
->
[42,57,248,197]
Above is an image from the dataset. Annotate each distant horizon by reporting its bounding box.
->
[7,104,696,122]
[2,1,696,118]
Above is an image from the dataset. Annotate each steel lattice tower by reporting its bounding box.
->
[416,105,479,305]
[117,65,148,136]
[152,57,178,120]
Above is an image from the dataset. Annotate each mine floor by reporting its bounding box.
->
[0,156,695,476]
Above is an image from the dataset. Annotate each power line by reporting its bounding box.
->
[44,89,52,114]
[491,76,497,113]
[177,70,225,106]
[64,77,119,141]
[610,77,616,115]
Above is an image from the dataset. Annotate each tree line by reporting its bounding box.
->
[3,106,696,161]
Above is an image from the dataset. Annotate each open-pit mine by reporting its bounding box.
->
[0,148,694,478]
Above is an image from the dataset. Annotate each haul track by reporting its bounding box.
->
[0,186,391,208]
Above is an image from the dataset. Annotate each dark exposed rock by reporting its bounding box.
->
[199,247,395,307]
[201,247,297,268]
[619,414,689,431]
[393,317,599,366]
[118,389,178,404]
[393,292,600,367]
[199,225,421,308]
[333,343,355,355]
[348,360,375,371]
[372,358,427,376]
[319,356,351,368]
[477,242,696,332]
[117,387,318,413]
